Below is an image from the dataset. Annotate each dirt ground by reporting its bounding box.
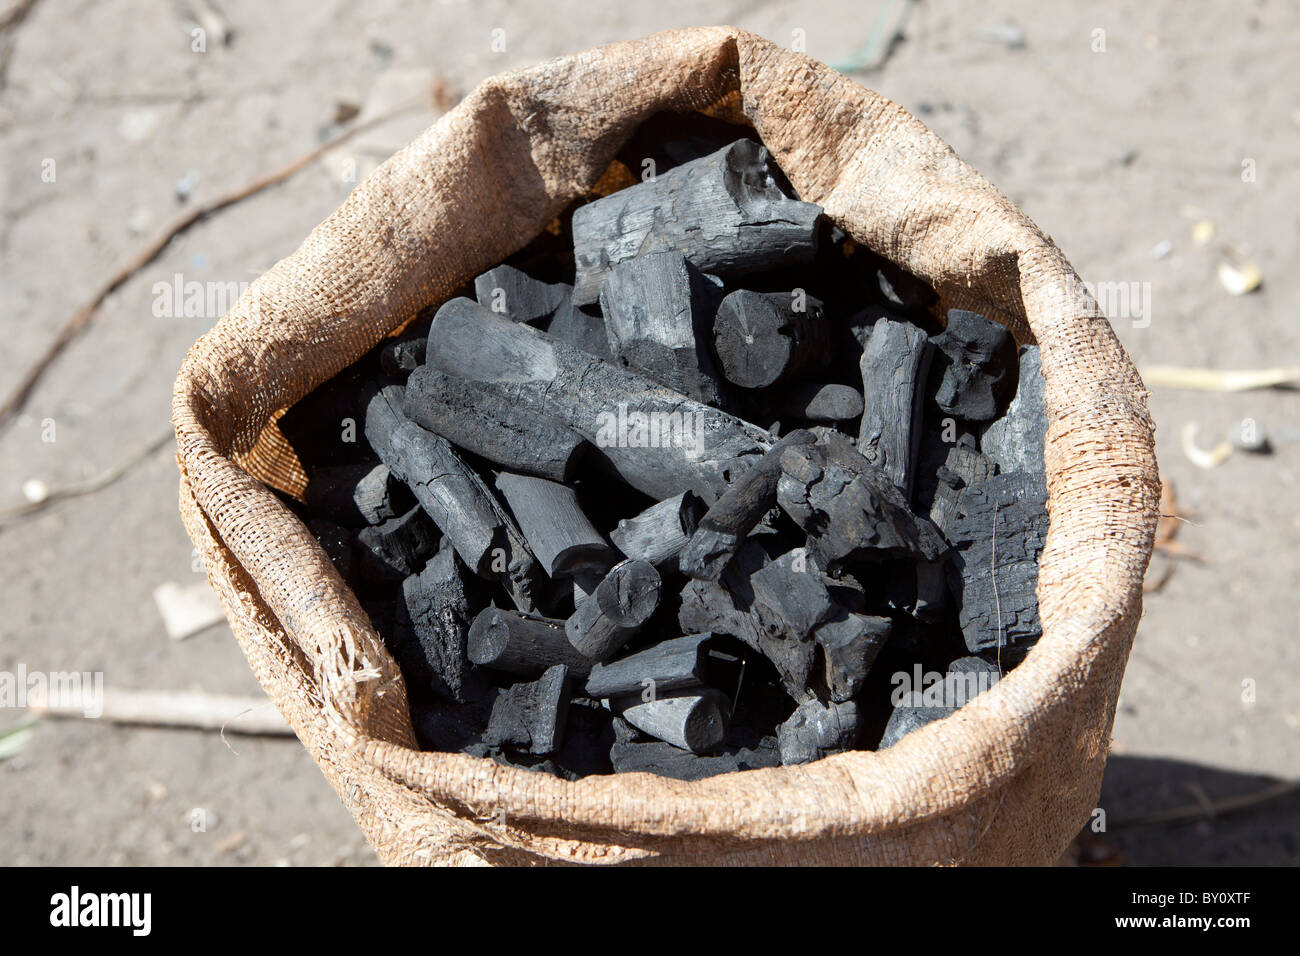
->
[1,0,1295,866]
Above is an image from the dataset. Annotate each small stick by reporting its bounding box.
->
[27,687,294,736]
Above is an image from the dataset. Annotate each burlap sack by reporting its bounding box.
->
[172,26,1159,865]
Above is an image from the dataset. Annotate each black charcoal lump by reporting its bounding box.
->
[931,310,1018,422]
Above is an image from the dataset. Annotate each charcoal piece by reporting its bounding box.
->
[307,519,357,581]
[565,559,661,662]
[356,505,439,584]
[712,289,828,390]
[390,542,481,703]
[776,434,946,568]
[483,664,570,755]
[380,337,427,378]
[467,607,594,677]
[361,380,408,470]
[425,297,771,502]
[913,427,998,539]
[571,139,822,304]
[814,612,892,702]
[944,471,1048,654]
[772,382,864,423]
[493,472,615,578]
[944,656,1002,708]
[404,366,587,483]
[474,264,571,326]
[776,698,862,765]
[679,429,817,581]
[679,541,819,701]
[599,251,724,404]
[609,491,704,569]
[546,300,614,361]
[980,345,1047,475]
[879,691,953,748]
[931,310,1018,422]
[858,318,934,498]
[608,734,780,780]
[304,461,411,527]
[748,548,839,639]
[385,420,542,612]
[613,689,730,754]
[584,633,717,700]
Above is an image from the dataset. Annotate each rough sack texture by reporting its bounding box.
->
[172,27,1160,866]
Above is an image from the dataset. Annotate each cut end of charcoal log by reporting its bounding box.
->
[712,289,827,390]
[565,559,662,661]
[615,689,730,754]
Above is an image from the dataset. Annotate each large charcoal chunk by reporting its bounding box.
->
[474,264,572,326]
[356,505,439,586]
[945,472,1049,654]
[483,664,571,755]
[931,310,1018,422]
[391,542,481,703]
[980,345,1047,475]
[913,427,998,540]
[776,698,862,765]
[599,251,724,404]
[776,434,946,568]
[571,139,822,304]
[304,461,411,527]
[712,289,828,390]
[858,317,933,498]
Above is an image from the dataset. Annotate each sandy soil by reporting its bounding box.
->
[1,0,1295,865]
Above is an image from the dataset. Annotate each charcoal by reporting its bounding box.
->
[931,310,1018,422]
[613,689,730,754]
[545,300,614,361]
[776,698,862,765]
[386,419,542,612]
[410,698,493,754]
[565,559,661,661]
[585,633,719,700]
[679,541,820,701]
[599,251,724,404]
[944,472,1048,654]
[858,317,934,498]
[467,606,594,677]
[390,541,482,703]
[571,139,822,304]
[474,264,571,326]
[771,382,864,423]
[679,429,817,581]
[304,461,411,527]
[483,664,570,755]
[609,715,779,779]
[493,472,615,578]
[776,434,947,568]
[814,612,892,702]
[980,345,1047,475]
[609,491,705,569]
[380,337,426,378]
[553,698,615,777]
[945,656,1002,707]
[424,296,771,502]
[712,289,829,390]
[405,366,587,483]
[355,505,439,585]
[913,426,998,539]
[879,691,953,749]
